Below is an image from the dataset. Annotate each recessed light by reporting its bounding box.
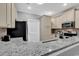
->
[63,3,67,6]
[37,3,44,5]
[45,11,54,16]
[27,6,32,10]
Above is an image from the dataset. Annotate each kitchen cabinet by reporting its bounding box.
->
[56,15,63,28]
[11,4,16,28]
[51,12,67,29]
[52,15,63,29]
[61,13,67,23]
[64,9,74,22]
[51,17,57,28]
[0,3,16,28]
[0,3,7,28]
[75,9,79,28]
[60,9,74,25]
[51,9,75,29]
[40,16,52,42]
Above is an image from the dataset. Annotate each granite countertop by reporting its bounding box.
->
[0,36,79,56]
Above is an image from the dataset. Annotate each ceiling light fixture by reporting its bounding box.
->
[27,6,32,10]
[63,3,67,6]
[37,3,44,5]
[45,11,54,16]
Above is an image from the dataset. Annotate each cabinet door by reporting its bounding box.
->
[51,17,56,28]
[62,13,67,23]
[11,3,16,28]
[55,17,59,28]
[0,3,7,28]
[65,9,74,22]
[55,16,62,28]
[51,15,63,29]
[7,3,11,28]
[7,3,16,28]
[40,16,51,41]
[75,10,79,28]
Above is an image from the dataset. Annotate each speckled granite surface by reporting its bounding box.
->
[0,36,79,56]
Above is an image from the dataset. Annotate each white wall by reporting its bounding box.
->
[16,11,40,21]
[16,11,40,42]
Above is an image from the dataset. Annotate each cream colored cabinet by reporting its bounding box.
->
[53,15,63,29]
[64,9,74,22]
[51,9,75,29]
[40,16,52,42]
[0,3,16,28]
[57,16,63,28]
[11,4,16,28]
[55,17,60,28]
[51,17,57,28]
[0,3,7,28]
[7,3,16,28]
[53,9,74,29]
[60,9,74,25]
[7,3,11,28]
[61,13,67,23]
[75,10,79,28]
[51,13,66,29]
[51,16,62,29]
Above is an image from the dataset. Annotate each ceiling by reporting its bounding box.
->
[15,3,79,16]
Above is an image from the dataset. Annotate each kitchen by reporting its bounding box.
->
[0,3,79,56]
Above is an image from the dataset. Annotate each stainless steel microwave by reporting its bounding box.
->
[62,21,75,28]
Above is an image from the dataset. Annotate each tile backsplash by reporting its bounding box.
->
[0,28,7,39]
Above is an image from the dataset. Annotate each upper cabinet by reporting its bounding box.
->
[11,4,16,28]
[51,17,57,28]
[55,16,62,28]
[0,3,7,28]
[64,9,75,22]
[51,14,64,29]
[0,3,16,28]
[51,9,75,29]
